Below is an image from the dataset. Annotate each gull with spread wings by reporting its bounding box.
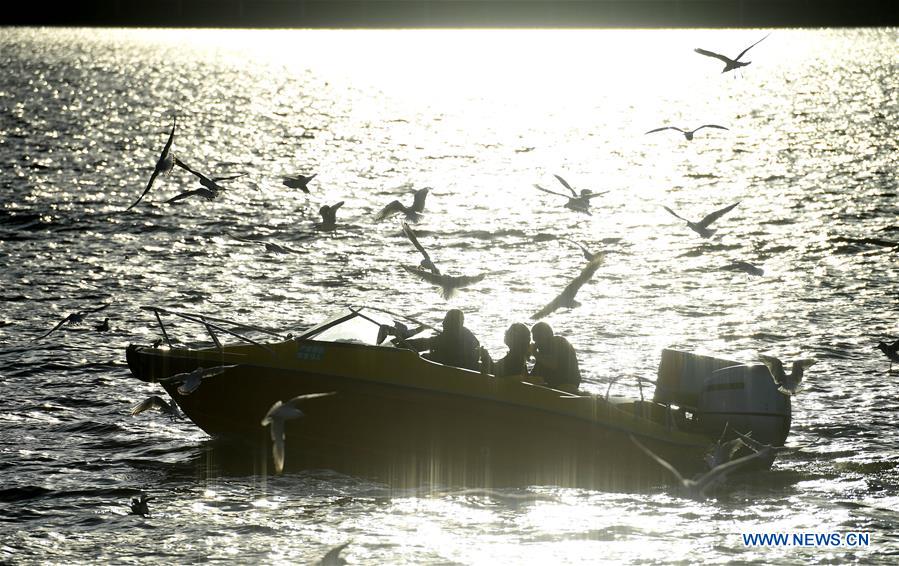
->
[757,353,815,395]
[663,201,740,238]
[282,172,316,193]
[315,201,344,231]
[532,255,603,320]
[695,34,770,73]
[534,174,607,215]
[645,125,729,141]
[261,392,336,474]
[401,222,485,299]
[130,395,179,419]
[127,116,177,211]
[159,365,238,396]
[375,187,430,222]
[166,158,247,203]
[36,303,112,340]
[631,435,773,499]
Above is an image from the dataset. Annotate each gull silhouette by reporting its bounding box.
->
[36,303,112,340]
[876,340,899,372]
[316,201,344,231]
[534,174,607,215]
[127,116,176,211]
[532,256,604,320]
[663,201,740,238]
[316,542,350,566]
[261,392,336,474]
[282,173,316,193]
[645,125,729,141]
[400,222,486,299]
[695,34,770,73]
[159,365,238,396]
[130,493,153,516]
[631,435,772,499]
[375,187,429,222]
[757,354,815,395]
[560,238,603,262]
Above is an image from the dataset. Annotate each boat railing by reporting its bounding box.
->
[140,305,287,355]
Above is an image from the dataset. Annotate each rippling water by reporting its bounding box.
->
[1,27,897,564]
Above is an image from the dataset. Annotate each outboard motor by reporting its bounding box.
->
[654,348,791,446]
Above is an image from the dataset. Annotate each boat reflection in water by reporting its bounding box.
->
[126,306,789,490]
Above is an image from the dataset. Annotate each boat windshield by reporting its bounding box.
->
[298,309,394,345]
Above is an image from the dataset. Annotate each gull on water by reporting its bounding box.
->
[400,222,486,299]
[36,303,112,340]
[130,395,179,418]
[282,173,316,193]
[720,260,764,276]
[375,187,430,222]
[534,174,607,216]
[532,255,604,320]
[316,542,350,566]
[876,339,899,372]
[93,317,110,332]
[645,125,729,141]
[695,34,770,73]
[130,493,153,517]
[127,116,176,211]
[758,353,816,395]
[631,434,773,499]
[316,201,345,231]
[662,201,740,238]
[261,392,337,474]
[159,365,238,396]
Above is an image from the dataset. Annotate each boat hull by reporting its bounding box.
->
[126,342,713,489]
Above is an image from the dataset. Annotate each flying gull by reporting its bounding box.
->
[631,434,773,499]
[663,201,740,238]
[375,187,429,222]
[645,125,729,141]
[261,392,337,474]
[757,353,816,395]
[316,542,351,566]
[695,34,770,73]
[400,222,485,299]
[534,174,607,216]
[316,201,344,231]
[159,365,238,396]
[130,395,179,418]
[282,173,316,193]
[127,116,176,211]
[532,255,603,320]
[36,303,112,340]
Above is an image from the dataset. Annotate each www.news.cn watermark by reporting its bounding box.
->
[742,533,871,547]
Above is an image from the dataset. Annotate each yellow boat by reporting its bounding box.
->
[126,306,789,488]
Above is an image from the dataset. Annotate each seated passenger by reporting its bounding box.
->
[530,322,581,391]
[481,322,530,377]
[408,309,480,371]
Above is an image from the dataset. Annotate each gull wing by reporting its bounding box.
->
[645,126,684,135]
[35,315,72,340]
[318,543,351,566]
[402,222,440,275]
[165,189,204,204]
[694,125,729,134]
[579,191,609,201]
[735,33,770,62]
[130,395,174,416]
[287,391,337,405]
[127,116,176,211]
[532,256,603,320]
[270,417,286,474]
[375,200,405,222]
[411,187,430,212]
[534,184,570,200]
[83,303,112,314]
[693,446,773,493]
[211,173,247,182]
[553,174,578,198]
[174,158,223,191]
[560,238,595,261]
[697,201,740,229]
[662,205,689,223]
[757,354,785,384]
[630,435,686,485]
[694,48,732,64]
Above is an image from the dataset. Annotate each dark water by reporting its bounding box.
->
[1,27,897,563]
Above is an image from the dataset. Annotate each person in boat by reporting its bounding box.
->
[480,322,531,377]
[407,309,481,371]
[529,322,581,391]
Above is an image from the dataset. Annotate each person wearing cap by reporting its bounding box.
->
[529,321,581,391]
